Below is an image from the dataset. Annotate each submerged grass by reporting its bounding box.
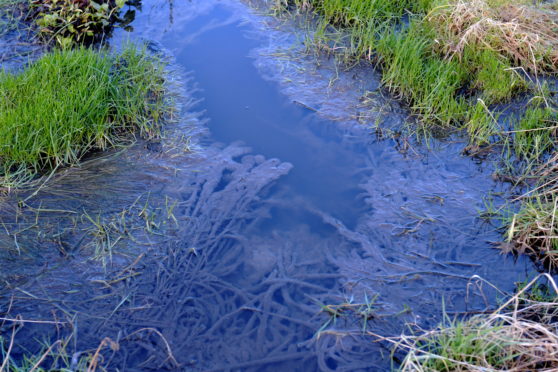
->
[0,336,104,371]
[0,325,176,371]
[0,0,27,33]
[0,45,167,190]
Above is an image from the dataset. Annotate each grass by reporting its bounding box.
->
[514,105,557,160]
[426,0,558,75]
[505,195,558,267]
[0,333,114,371]
[276,0,557,141]
[393,275,558,371]
[0,45,168,190]
[504,177,558,270]
[274,0,558,266]
[376,21,469,127]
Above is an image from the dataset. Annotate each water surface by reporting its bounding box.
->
[0,1,535,371]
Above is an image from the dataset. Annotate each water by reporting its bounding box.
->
[0,1,536,371]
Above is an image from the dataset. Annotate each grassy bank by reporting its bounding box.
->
[275,0,557,141]
[274,0,558,265]
[0,45,167,189]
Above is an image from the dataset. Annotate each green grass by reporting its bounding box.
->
[401,318,510,371]
[514,106,557,160]
[0,45,167,188]
[275,0,558,265]
[281,0,433,60]
[467,49,527,105]
[275,0,537,141]
[505,193,558,268]
[275,0,555,142]
[396,275,558,371]
[376,21,469,127]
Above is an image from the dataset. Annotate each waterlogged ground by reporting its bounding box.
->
[0,0,537,371]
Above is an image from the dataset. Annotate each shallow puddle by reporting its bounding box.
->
[0,0,536,371]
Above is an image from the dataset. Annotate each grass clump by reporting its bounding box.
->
[274,0,556,142]
[275,0,557,133]
[376,22,468,127]
[465,49,526,105]
[277,0,434,60]
[396,275,558,371]
[426,0,558,75]
[505,192,558,270]
[0,45,167,189]
[514,105,557,160]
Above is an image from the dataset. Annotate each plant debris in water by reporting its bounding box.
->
[1,0,556,370]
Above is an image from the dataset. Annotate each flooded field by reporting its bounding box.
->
[0,0,537,370]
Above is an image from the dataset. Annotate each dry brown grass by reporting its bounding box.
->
[503,147,558,270]
[504,197,558,270]
[427,0,558,74]
[394,275,558,371]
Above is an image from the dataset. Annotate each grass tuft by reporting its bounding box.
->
[376,22,468,127]
[505,192,558,270]
[0,45,168,189]
[396,275,558,371]
[426,0,558,74]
